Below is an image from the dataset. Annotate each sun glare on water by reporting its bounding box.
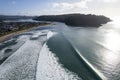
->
[111,16,120,25]
[99,16,120,68]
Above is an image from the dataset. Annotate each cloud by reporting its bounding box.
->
[38,0,119,17]
[98,0,119,3]
[52,0,90,11]
[36,0,93,15]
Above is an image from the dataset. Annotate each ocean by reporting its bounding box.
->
[0,18,120,80]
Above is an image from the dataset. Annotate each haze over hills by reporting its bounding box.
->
[0,15,34,21]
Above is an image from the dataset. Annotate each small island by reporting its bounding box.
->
[34,13,111,27]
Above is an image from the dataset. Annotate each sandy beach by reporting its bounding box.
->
[0,24,49,43]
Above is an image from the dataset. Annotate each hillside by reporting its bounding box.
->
[34,14,111,27]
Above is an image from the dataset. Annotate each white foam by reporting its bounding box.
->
[0,40,43,80]
[36,43,82,80]
[47,31,54,39]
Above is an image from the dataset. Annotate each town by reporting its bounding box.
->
[0,21,48,37]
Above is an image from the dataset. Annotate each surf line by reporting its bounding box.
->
[61,33,107,80]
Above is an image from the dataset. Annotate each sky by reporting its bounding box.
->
[0,0,120,17]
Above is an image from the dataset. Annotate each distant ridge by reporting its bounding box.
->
[0,15,33,21]
[34,14,111,27]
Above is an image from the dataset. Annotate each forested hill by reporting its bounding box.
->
[34,14,111,27]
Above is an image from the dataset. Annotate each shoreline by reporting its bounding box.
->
[0,24,50,43]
